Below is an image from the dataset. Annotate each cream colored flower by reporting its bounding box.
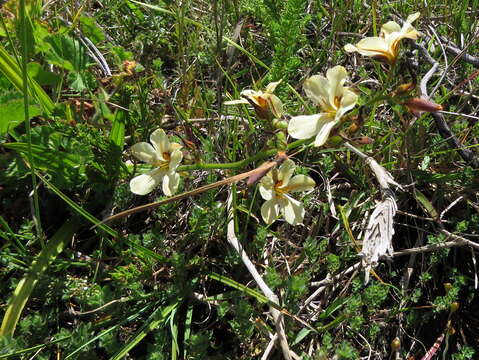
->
[225,81,284,119]
[288,66,358,146]
[129,129,183,196]
[344,13,420,64]
[259,159,315,225]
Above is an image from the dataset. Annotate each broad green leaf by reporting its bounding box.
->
[2,142,86,187]
[27,62,60,86]
[0,99,41,135]
[45,34,91,72]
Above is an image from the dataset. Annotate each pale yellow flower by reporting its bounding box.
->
[129,129,183,196]
[288,66,358,146]
[344,13,420,64]
[259,159,315,225]
[225,81,284,119]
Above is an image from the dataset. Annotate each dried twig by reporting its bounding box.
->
[411,42,479,168]
[299,262,361,314]
[226,191,292,360]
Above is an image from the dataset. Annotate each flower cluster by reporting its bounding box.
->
[127,12,423,226]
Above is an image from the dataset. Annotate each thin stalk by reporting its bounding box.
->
[19,0,43,242]
[177,138,311,172]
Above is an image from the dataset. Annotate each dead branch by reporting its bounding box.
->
[226,191,292,360]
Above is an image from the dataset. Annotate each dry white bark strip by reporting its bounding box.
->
[344,142,402,284]
[226,191,292,360]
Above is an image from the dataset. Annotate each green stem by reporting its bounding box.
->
[177,138,312,172]
[20,0,43,242]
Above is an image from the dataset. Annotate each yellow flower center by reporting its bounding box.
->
[153,153,171,170]
[333,96,341,110]
[274,180,288,199]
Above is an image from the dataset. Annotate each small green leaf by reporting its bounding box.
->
[413,189,439,220]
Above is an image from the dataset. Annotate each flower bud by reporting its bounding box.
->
[391,337,401,351]
[396,82,416,95]
[272,119,288,130]
[450,302,459,313]
[403,97,443,117]
[274,131,288,149]
[443,283,453,292]
[123,60,137,75]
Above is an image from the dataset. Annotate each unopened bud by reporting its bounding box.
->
[272,119,288,130]
[274,131,287,149]
[347,122,360,134]
[353,136,374,145]
[391,337,401,351]
[443,283,453,292]
[396,82,416,95]
[403,97,443,116]
[450,302,459,313]
[123,60,137,75]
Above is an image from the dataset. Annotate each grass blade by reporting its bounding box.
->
[0,217,80,337]
[0,46,54,115]
[109,302,179,360]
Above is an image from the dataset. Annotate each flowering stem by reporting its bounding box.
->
[177,138,312,172]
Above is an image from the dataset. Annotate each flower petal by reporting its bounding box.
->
[267,94,284,118]
[285,174,316,193]
[259,177,275,200]
[303,75,330,108]
[150,128,169,157]
[314,120,337,147]
[288,114,328,140]
[326,65,348,107]
[278,159,295,187]
[261,199,280,225]
[169,143,182,152]
[381,21,401,35]
[265,80,282,93]
[337,89,359,119]
[162,171,180,196]
[241,89,262,106]
[224,99,250,105]
[345,37,390,57]
[130,168,165,195]
[405,12,420,25]
[169,149,183,171]
[282,195,305,225]
[130,142,158,164]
